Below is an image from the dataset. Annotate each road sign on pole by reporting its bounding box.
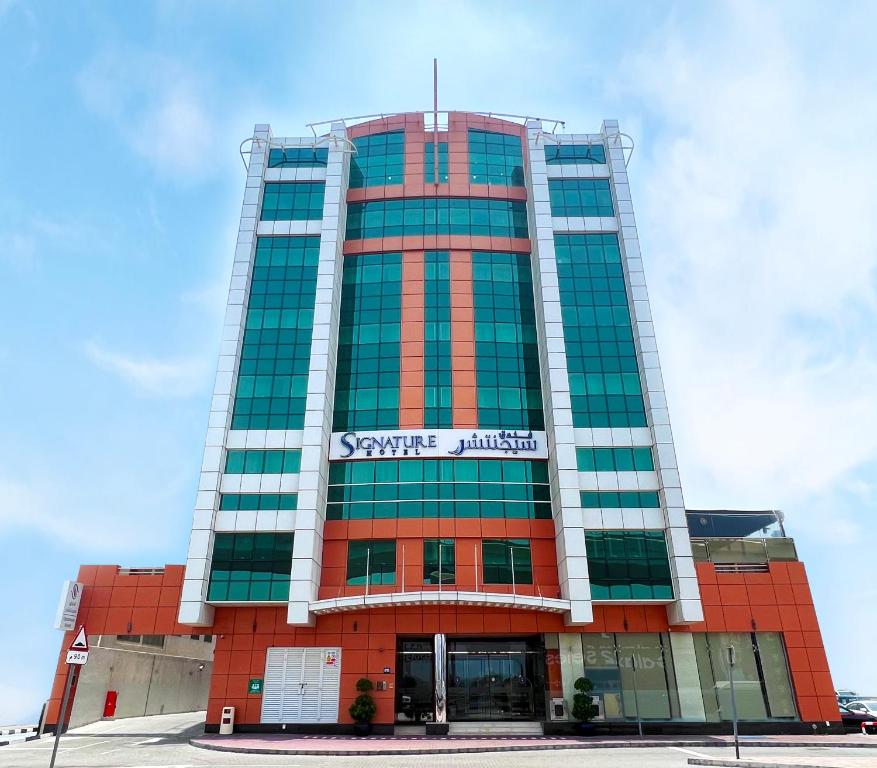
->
[51,625,89,768]
[69,626,89,651]
[728,645,740,760]
[49,624,88,768]
[65,626,89,665]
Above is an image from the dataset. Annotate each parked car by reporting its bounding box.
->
[846,700,877,718]
[839,703,876,733]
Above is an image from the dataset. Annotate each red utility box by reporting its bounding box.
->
[102,690,117,719]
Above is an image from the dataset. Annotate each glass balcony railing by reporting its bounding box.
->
[686,509,785,539]
[691,537,798,564]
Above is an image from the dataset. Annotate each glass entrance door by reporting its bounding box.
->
[395,639,434,723]
[447,638,544,721]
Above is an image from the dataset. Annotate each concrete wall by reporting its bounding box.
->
[96,634,215,661]
[68,646,211,728]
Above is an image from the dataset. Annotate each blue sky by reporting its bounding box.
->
[2,0,876,723]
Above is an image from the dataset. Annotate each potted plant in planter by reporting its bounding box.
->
[349,677,377,736]
[572,676,599,735]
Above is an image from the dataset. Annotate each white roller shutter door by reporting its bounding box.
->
[260,647,342,723]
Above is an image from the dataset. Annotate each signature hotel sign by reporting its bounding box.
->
[329,429,548,461]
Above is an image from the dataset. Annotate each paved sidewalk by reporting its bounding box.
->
[190,732,877,756]
[688,756,877,768]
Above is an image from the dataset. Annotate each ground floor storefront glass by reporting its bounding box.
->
[394,631,797,725]
[396,636,548,722]
[559,631,797,723]
[693,632,797,721]
[447,637,547,721]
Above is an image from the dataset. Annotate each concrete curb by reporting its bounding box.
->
[0,734,41,748]
[191,737,714,756]
[189,737,876,756]
[688,760,851,768]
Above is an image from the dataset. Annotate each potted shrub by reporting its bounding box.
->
[348,677,377,736]
[572,676,599,735]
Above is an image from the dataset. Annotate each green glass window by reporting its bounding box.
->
[219,494,298,511]
[207,532,292,602]
[548,179,614,217]
[424,141,449,183]
[224,450,301,474]
[332,254,402,431]
[424,252,452,428]
[326,458,551,520]
[556,234,647,428]
[346,539,396,585]
[576,447,654,472]
[345,198,529,240]
[468,129,524,186]
[585,530,673,600]
[544,143,606,165]
[424,538,455,584]
[473,252,544,430]
[267,147,328,168]
[232,237,318,430]
[580,491,660,508]
[260,182,325,220]
[482,539,532,584]
[350,131,405,188]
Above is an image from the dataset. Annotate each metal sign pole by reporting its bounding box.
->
[49,665,75,768]
[364,547,371,598]
[631,655,643,737]
[728,645,740,760]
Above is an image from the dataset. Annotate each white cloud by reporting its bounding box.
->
[615,2,877,521]
[84,341,210,397]
[0,215,99,273]
[0,473,176,552]
[76,46,216,181]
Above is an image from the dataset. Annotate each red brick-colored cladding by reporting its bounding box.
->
[343,112,533,429]
[205,604,673,727]
[449,250,477,428]
[692,561,838,724]
[399,251,425,428]
[342,114,530,255]
[344,235,532,257]
[45,565,190,726]
[345,111,529,202]
[45,560,840,727]
[319,518,560,601]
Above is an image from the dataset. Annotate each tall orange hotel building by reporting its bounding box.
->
[47,111,840,735]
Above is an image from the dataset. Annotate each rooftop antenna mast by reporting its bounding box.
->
[433,58,439,186]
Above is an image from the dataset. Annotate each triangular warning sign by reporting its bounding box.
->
[69,625,88,652]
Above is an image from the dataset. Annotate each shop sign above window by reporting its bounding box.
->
[330,428,548,461]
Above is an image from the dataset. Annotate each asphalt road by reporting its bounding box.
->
[1,712,875,768]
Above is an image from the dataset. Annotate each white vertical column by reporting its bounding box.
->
[669,633,707,720]
[558,632,585,717]
[287,123,350,626]
[526,119,592,625]
[601,119,703,625]
[179,124,272,625]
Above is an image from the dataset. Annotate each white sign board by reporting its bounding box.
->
[65,650,88,665]
[54,581,83,631]
[329,429,548,461]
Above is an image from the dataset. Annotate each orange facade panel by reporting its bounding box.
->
[399,250,425,428]
[49,554,839,730]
